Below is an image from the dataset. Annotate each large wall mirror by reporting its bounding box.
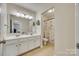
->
[6,4,36,36]
[8,14,35,35]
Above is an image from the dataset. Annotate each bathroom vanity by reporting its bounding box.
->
[0,4,42,56]
[3,34,41,56]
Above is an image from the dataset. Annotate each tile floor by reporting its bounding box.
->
[23,43,54,56]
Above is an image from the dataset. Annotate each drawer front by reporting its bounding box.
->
[29,35,41,39]
[19,38,28,42]
[5,40,18,45]
[19,35,41,42]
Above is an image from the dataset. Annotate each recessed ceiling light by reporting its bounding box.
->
[48,9,53,13]
[48,8,54,13]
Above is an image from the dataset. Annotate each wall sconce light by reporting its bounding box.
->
[36,20,40,25]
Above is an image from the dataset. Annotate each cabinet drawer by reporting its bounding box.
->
[29,35,41,39]
[19,38,28,42]
[5,40,18,45]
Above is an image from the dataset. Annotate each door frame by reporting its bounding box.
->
[41,7,55,46]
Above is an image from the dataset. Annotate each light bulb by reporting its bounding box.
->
[48,8,54,13]
[29,16,33,19]
[16,12,21,17]
[25,15,29,19]
[20,13,24,18]
[48,10,53,13]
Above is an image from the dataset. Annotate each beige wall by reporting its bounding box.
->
[76,4,79,43]
[76,3,79,55]
[54,3,75,55]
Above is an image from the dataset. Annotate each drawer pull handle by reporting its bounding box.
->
[19,44,21,45]
[16,45,18,47]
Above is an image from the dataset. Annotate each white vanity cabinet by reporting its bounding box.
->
[4,35,41,56]
[4,40,18,56]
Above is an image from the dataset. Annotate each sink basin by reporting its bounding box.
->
[16,35,20,37]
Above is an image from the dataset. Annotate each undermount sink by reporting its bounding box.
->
[16,35,20,37]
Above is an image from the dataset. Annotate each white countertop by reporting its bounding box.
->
[5,34,41,40]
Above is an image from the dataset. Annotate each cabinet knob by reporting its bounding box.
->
[19,44,21,45]
[16,45,18,47]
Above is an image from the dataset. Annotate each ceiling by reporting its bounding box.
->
[0,3,55,20]
[15,3,54,13]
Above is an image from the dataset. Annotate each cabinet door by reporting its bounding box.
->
[19,41,28,54]
[0,44,2,56]
[4,44,18,56]
[0,44,5,56]
[33,38,41,48]
[28,36,41,50]
[28,39,35,50]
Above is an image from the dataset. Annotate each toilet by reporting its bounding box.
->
[43,38,48,45]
